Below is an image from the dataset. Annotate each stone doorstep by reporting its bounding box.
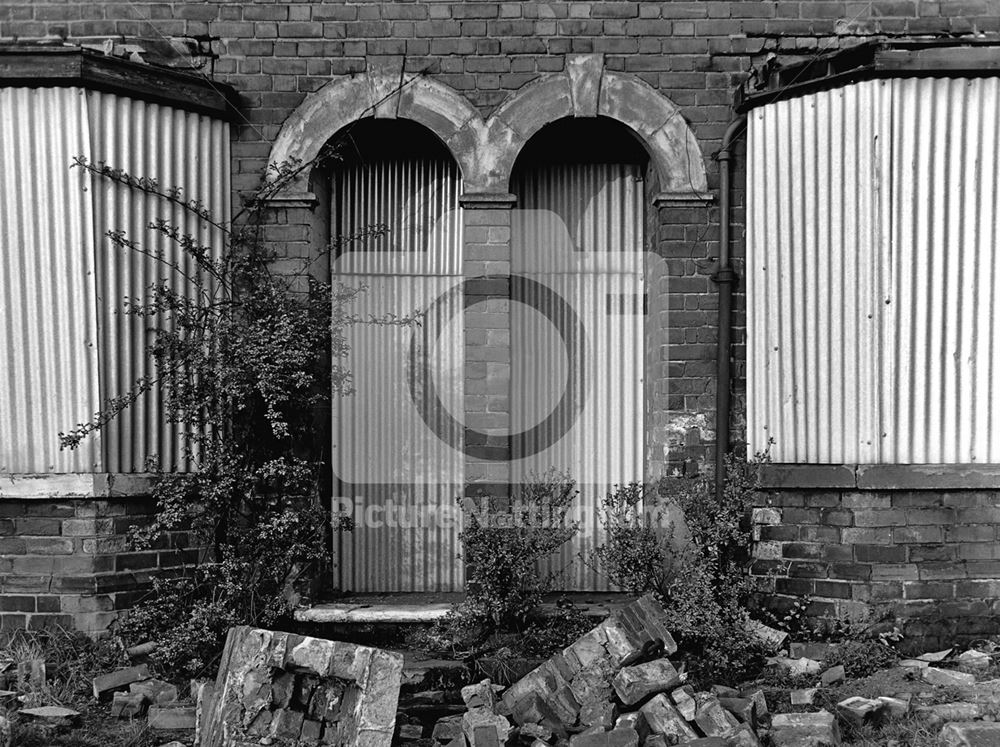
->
[295,596,628,624]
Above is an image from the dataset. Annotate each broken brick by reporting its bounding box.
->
[111,691,146,719]
[639,693,698,742]
[92,665,151,699]
[612,659,682,706]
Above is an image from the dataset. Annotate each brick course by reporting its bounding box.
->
[0,496,200,634]
[751,488,1000,649]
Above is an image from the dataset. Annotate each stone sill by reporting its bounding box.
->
[0,473,158,499]
[296,594,630,624]
[759,463,1000,490]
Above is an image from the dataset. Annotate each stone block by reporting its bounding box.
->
[956,650,992,670]
[771,711,841,747]
[111,691,146,719]
[728,724,764,746]
[922,667,976,688]
[18,706,81,727]
[92,664,151,699]
[694,694,740,738]
[791,688,817,706]
[463,705,512,746]
[670,685,696,720]
[718,696,757,728]
[130,678,179,705]
[939,722,1000,746]
[876,694,910,718]
[614,710,649,742]
[579,699,617,729]
[462,678,504,710]
[819,665,845,686]
[569,726,640,746]
[509,691,566,737]
[612,659,682,706]
[639,693,697,742]
[916,702,983,725]
[147,705,196,730]
[835,697,885,730]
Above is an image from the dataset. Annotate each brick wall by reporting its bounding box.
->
[3,0,989,470]
[751,485,1000,649]
[0,491,200,635]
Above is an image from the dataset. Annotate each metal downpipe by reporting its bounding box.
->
[714,115,747,502]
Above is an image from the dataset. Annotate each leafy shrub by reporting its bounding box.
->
[589,452,771,687]
[460,471,579,630]
[409,474,583,659]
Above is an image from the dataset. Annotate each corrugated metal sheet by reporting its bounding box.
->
[0,87,102,473]
[334,159,462,275]
[88,91,230,472]
[748,76,1000,464]
[0,86,230,474]
[512,163,645,591]
[332,159,465,591]
[887,77,1000,463]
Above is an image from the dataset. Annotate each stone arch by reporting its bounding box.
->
[267,58,485,198]
[487,54,711,203]
[266,55,710,205]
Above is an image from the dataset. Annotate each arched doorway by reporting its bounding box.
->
[510,117,650,591]
[330,119,465,592]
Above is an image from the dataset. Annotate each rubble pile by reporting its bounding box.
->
[196,626,403,747]
[425,595,774,747]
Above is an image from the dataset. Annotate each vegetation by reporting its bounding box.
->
[589,453,771,687]
[409,473,591,669]
[61,150,387,677]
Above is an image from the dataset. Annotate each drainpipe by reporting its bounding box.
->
[713,114,747,502]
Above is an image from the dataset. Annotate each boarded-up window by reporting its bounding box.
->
[748,77,1000,464]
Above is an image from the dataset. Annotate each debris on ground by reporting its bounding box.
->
[91,663,151,699]
[196,625,404,747]
[17,704,81,726]
[399,600,1000,746]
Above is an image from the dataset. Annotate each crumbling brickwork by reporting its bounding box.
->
[2,1,999,634]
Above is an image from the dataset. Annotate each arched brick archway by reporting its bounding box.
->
[485,55,710,202]
[267,54,710,205]
[267,58,485,198]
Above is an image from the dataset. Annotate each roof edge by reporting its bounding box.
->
[737,39,1000,112]
[0,44,240,120]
